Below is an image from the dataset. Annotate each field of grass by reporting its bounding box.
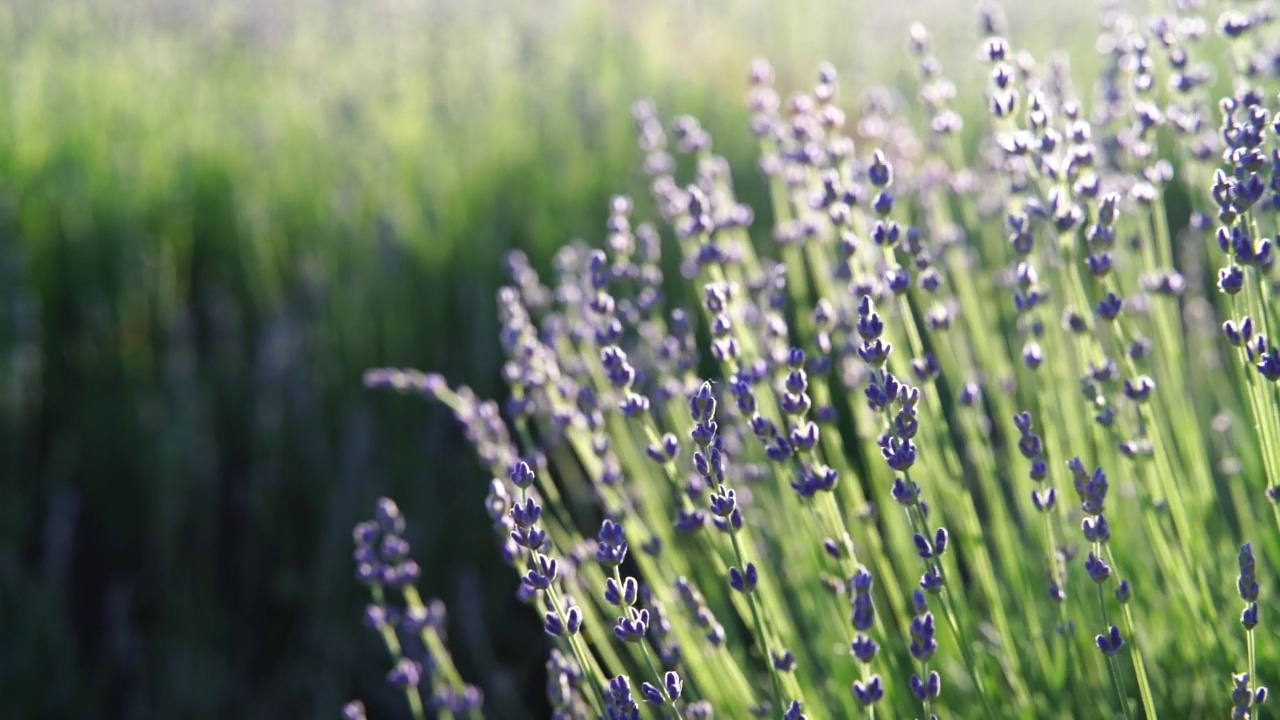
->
[0,0,1149,718]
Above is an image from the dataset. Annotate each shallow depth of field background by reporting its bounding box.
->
[1,0,1122,717]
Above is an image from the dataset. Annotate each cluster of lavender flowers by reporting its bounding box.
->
[356,2,1280,717]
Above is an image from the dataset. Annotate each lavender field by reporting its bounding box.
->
[4,0,1277,718]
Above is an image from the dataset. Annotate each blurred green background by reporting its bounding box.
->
[0,0,1109,717]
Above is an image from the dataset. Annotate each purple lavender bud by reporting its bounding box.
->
[730,563,759,593]
[1030,458,1047,481]
[1095,625,1124,655]
[773,650,797,672]
[873,191,895,216]
[983,37,1009,62]
[1096,292,1123,321]
[1128,337,1153,361]
[342,701,367,720]
[851,634,879,663]
[859,339,892,367]
[511,498,542,528]
[1017,433,1043,460]
[1083,514,1111,543]
[1116,579,1132,604]
[401,605,429,634]
[857,308,885,341]
[1257,239,1274,267]
[1022,342,1044,369]
[605,576,639,606]
[751,415,775,439]
[1220,11,1253,38]
[613,609,650,642]
[597,521,629,567]
[1239,543,1259,601]
[589,289,616,317]
[1064,309,1088,334]
[869,149,894,187]
[1249,334,1267,362]
[783,700,807,720]
[785,368,808,394]
[664,671,683,701]
[355,561,380,586]
[387,658,421,689]
[816,404,838,424]
[1013,289,1041,313]
[1032,488,1057,512]
[780,389,811,415]
[912,354,941,382]
[522,554,559,591]
[1258,349,1280,381]
[710,313,733,337]
[926,670,942,700]
[691,420,718,447]
[544,605,583,636]
[1123,376,1156,402]
[791,421,819,451]
[640,682,665,705]
[620,392,650,417]
[909,613,938,661]
[914,533,934,559]
[452,686,484,714]
[389,560,421,588]
[920,267,942,292]
[353,521,379,547]
[1225,320,1245,346]
[852,675,884,705]
[706,622,726,646]
[912,589,929,616]
[504,458,535,486]
[379,534,409,563]
[852,565,874,592]
[920,566,944,593]
[1232,670,1255,701]
[1085,552,1112,583]
[823,538,842,560]
[892,477,922,505]
[675,509,705,532]
[689,381,716,422]
[375,498,406,536]
[730,376,758,414]
[601,346,636,389]
[871,220,901,247]
[1087,357,1118,380]
[363,603,387,629]
[883,436,918,471]
[709,485,738,517]
[885,267,911,294]
[377,564,399,586]
[1087,253,1114,277]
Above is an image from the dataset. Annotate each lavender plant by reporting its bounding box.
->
[358,2,1280,717]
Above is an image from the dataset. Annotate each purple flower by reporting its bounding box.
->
[1095,625,1124,656]
[852,675,884,705]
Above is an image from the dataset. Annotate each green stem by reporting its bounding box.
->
[729,527,788,718]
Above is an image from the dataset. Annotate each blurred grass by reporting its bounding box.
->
[0,0,1115,717]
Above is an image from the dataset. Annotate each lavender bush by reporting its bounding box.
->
[358,3,1280,717]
